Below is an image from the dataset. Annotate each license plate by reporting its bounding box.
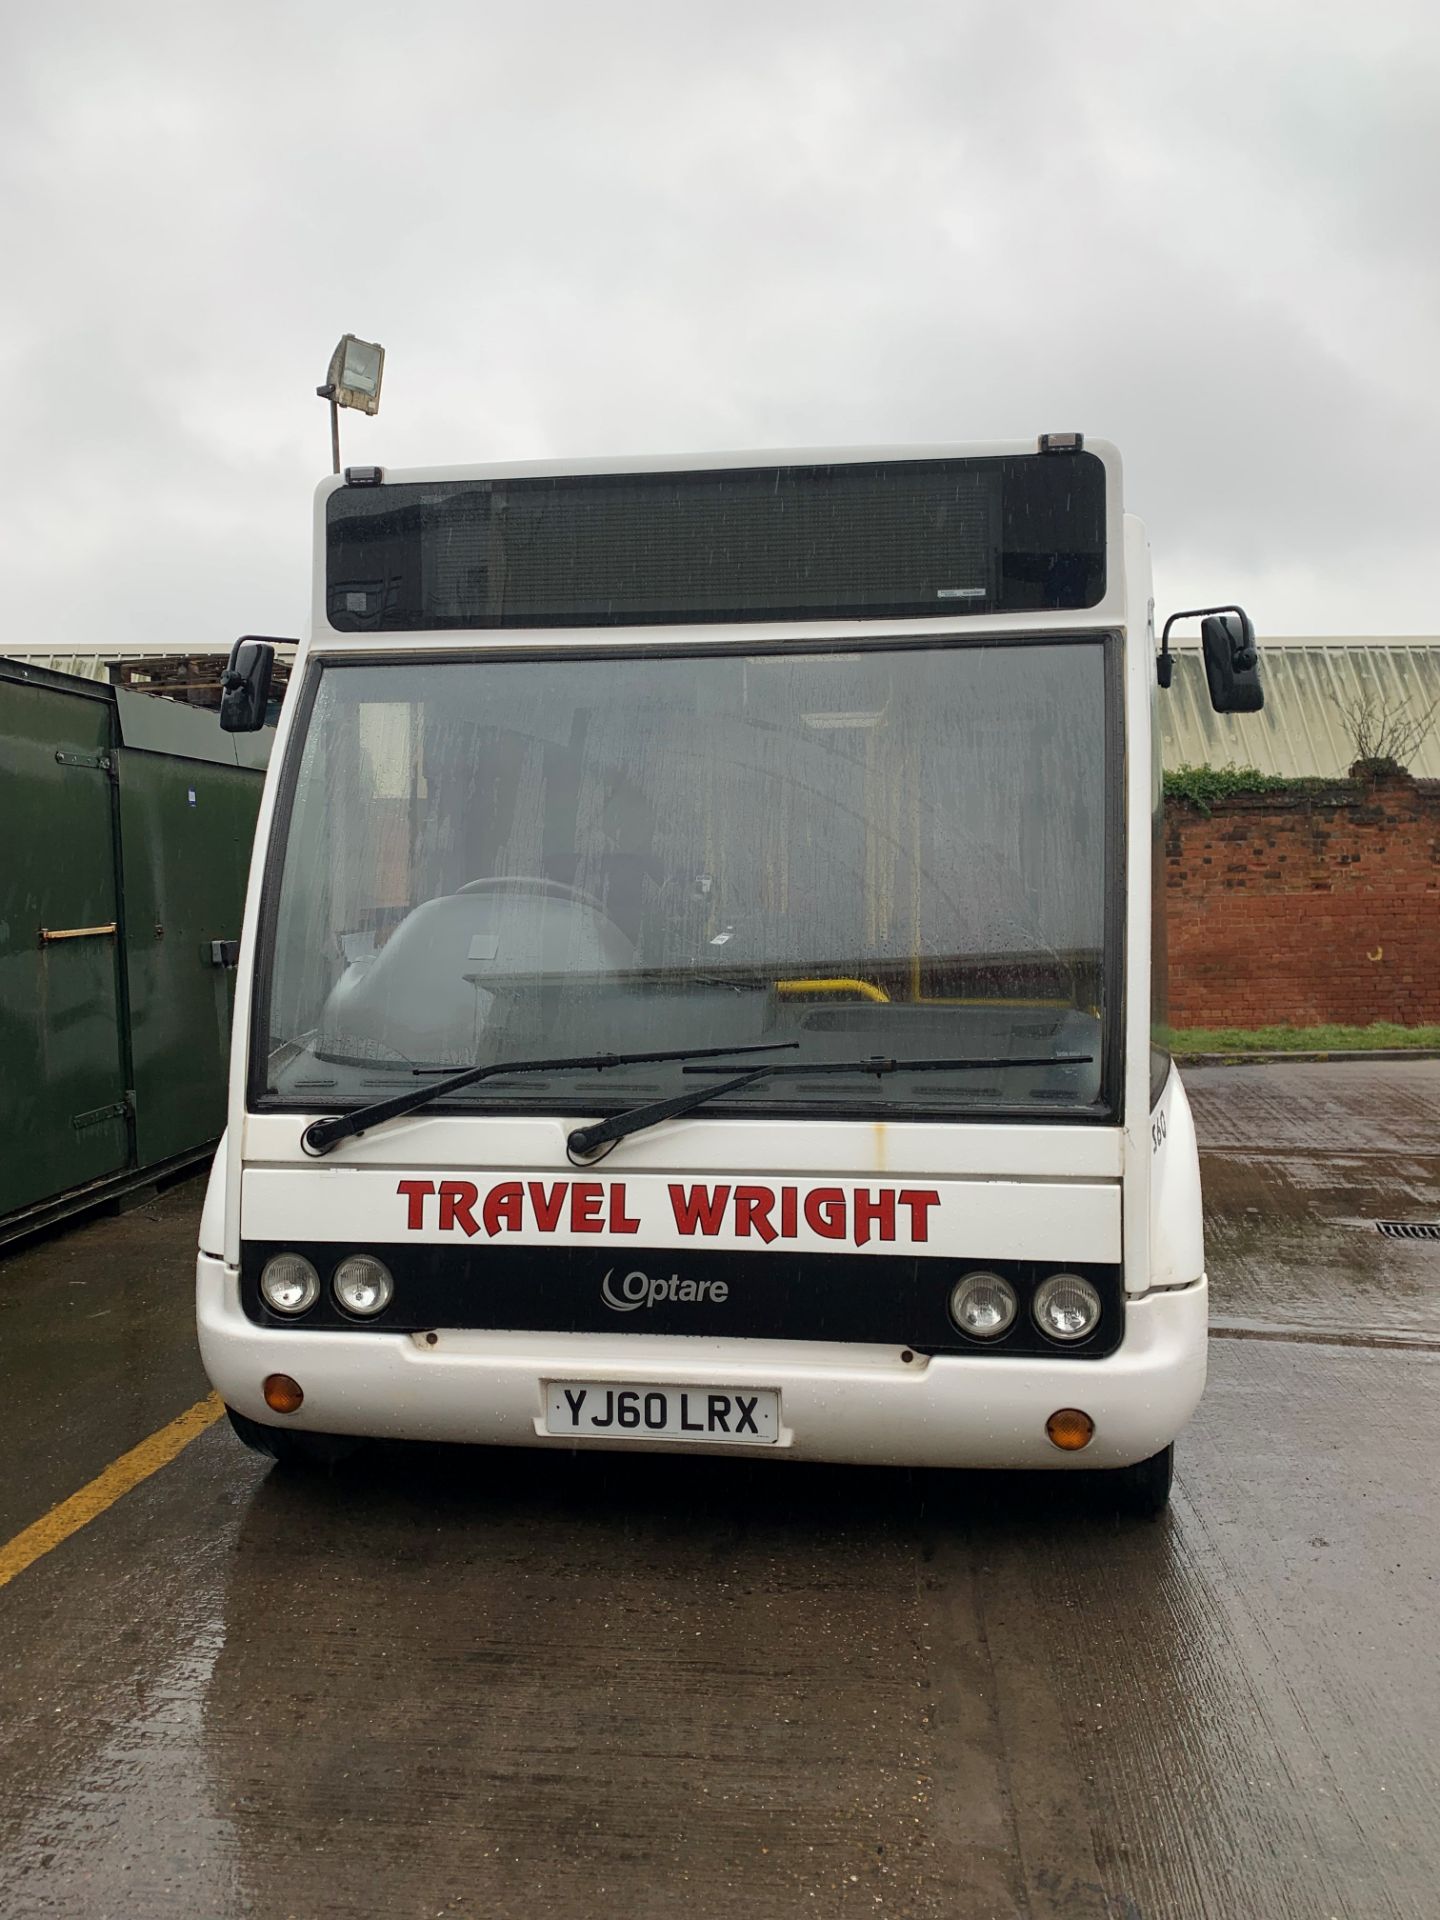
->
[545,1381,780,1445]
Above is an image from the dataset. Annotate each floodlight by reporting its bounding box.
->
[326,334,385,414]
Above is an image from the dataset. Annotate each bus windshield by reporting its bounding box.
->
[259,638,1114,1119]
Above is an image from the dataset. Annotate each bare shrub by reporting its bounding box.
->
[1337,685,1440,776]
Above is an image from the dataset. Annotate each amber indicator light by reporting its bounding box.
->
[263,1374,305,1414]
[1045,1408,1095,1451]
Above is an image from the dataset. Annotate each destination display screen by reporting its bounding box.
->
[325,452,1107,630]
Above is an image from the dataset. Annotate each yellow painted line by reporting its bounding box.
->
[0,1392,224,1593]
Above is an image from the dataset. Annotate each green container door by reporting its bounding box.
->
[119,750,259,1164]
[0,678,130,1218]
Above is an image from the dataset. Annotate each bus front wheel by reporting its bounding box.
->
[1107,1444,1174,1518]
[225,1406,359,1469]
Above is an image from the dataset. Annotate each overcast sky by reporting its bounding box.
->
[4,0,1437,652]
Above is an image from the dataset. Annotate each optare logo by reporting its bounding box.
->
[600,1268,730,1312]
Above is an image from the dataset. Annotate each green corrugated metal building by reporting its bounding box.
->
[0,657,270,1243]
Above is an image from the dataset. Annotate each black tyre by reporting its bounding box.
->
[225,1406,359,1469]
[1107,1443,1174,1518]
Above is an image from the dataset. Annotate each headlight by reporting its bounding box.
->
[332,1254,394,1317]
[949,1270,1017,1339]
[1032,1272,1102,1343]
[260,1253,320,1315]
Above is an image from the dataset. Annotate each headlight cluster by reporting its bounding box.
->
[1032,1272,1103,1343]
[948,1270,1016,1338]
[259,1253,393,1318]
[258,1252,321,1315]
[948,1269,1102,1344]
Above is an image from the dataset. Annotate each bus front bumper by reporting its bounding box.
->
[197,1256,1206,1471]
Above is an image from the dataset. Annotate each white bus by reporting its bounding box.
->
[197,437,1262,1514]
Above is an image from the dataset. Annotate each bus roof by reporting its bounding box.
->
[315,437,1122,498]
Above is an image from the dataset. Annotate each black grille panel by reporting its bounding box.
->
[241,1241,1124,1360]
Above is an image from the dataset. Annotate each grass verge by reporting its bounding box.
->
[1164,1022,1440,1054]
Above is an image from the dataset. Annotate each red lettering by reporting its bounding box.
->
[779,1185,798,1238]
[852,1188,896,1246]
[737,1182,783,1244]
[804,1187,847,1240]
[570,1182,604,1232]
[438,1179,480,1237]
[734,1185,778,1243]
[608,1182,641,1234]
[527,1181,567,1232]
[396,1179,434,1231]
[898,1188,941,1242]
[481,1182,523,1236]
[668,1183,732,1236]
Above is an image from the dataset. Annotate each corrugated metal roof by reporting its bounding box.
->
[13,652,110,681]
[8,636,1438,778]
[1161,639,1440,778]
[2,641,298,676]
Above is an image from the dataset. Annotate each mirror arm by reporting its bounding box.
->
[1157,605,1250,688]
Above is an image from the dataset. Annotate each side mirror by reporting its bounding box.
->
[1201,611,1263,713]
[1157,604,1263,713]
[219,638,277,732]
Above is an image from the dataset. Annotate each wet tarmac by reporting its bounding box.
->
[0,1060,1436,1919]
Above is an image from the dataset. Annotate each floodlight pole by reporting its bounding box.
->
[316,384,342,474]
[318,335,384,473]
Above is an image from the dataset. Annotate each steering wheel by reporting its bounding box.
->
[455,875,610,916]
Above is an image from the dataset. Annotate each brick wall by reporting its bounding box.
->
[1165,776,1440,1028]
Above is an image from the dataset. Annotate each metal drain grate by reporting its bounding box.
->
[1376,1220,1440,1242]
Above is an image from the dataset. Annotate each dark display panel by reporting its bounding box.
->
[326,452,1107,630]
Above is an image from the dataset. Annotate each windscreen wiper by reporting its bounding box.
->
[566,1052,1094,1161]
[300,1041,799,1157]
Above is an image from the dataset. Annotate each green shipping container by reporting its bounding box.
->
[0,657,269,1241]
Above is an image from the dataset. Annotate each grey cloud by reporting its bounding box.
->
[3,0,1437,650]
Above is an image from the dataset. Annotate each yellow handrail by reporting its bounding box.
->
[775,977,891,1004]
